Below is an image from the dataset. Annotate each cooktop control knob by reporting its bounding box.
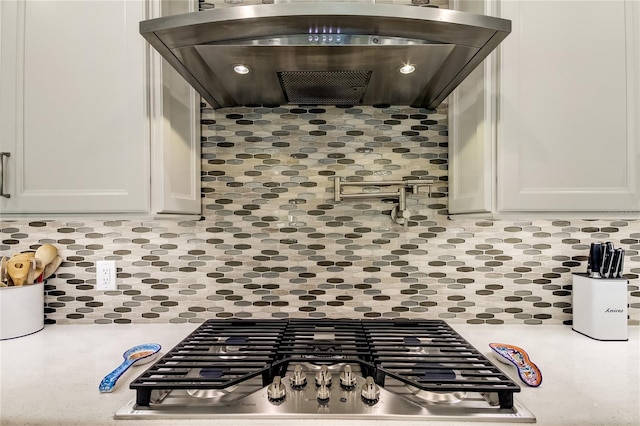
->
[316,383,330,404]
[267,376,286,402]
[361,376,380,405]
[290,365,307,389]
[339,365,357,389]
[315,365,332,387]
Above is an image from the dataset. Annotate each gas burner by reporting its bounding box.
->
[413,364,458,380]
[186,368,238,399]
[300,342,347,362]
[404,385,468,404]
[187,386,238,399]
[218,336,249,359]
[412,360,496,405]
[401,364,467,403]
[299,361,346,372]
[403,336,430,355]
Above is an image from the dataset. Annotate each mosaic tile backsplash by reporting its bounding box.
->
[1,0,639,326]
[1,102,639,326]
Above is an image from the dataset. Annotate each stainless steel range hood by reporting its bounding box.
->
[140,2,511,109]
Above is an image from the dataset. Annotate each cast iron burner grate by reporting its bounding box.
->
[362,319,521,409]
[275,319,371,363]
[129,319,520,409]
[129,319,286,406]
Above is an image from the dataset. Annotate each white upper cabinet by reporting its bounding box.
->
[0,0,200,216]
[148,0,201,216]
[0,0,148,214]
[497,0,639,213]
[448,0,495,215]
[450,0,640,216]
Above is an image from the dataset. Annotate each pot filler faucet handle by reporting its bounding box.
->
[267,376,286,402]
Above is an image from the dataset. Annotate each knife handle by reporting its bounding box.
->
[588,243,603,278]
[600,243,614,277]
[608,248,621,279]
[616,248,625,278]
[587,242,597,274]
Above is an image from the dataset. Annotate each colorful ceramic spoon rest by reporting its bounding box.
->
[99,343,161,392]
[489,343,542,387]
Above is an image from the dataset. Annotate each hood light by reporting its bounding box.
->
[233,64,251,75]
[399,64,416,74]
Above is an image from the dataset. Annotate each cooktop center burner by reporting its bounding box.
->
[302,344,346,361]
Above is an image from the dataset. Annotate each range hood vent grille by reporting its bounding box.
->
[140,3,511,109]
[279,70,372,105]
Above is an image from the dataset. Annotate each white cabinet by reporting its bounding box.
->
[450,0,640,216]
[0,0,148,214]
[148,0,201,216]
[0,0,200,216]
[449,0,495,215]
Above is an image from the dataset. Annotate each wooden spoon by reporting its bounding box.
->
[0,256,8,286]
[11,252,35,261]
[35,244,58,267]
[26,258,39,285]
[42,255,63,280]
[9,252,43,284]
[6,257,31,286]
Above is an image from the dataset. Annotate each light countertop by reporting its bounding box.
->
[1,323,638,426]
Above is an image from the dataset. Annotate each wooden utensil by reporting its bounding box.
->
[42,255,63,280]
[35,244,58,268]
[11,252,35,262]
[6,257,32,286]
[0,256,8,287]
[26,258,39,285]
[32,258,45,281]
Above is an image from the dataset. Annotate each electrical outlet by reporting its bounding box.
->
[96,260,117,290]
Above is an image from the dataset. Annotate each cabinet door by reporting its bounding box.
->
[149,0,201,215]
[497,0,640,212]
[0,0,148,214]
[448,0,495,215]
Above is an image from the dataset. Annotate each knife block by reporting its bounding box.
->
[572,273,628,341]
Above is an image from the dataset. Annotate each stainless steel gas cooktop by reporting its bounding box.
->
[115,319,535,422]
